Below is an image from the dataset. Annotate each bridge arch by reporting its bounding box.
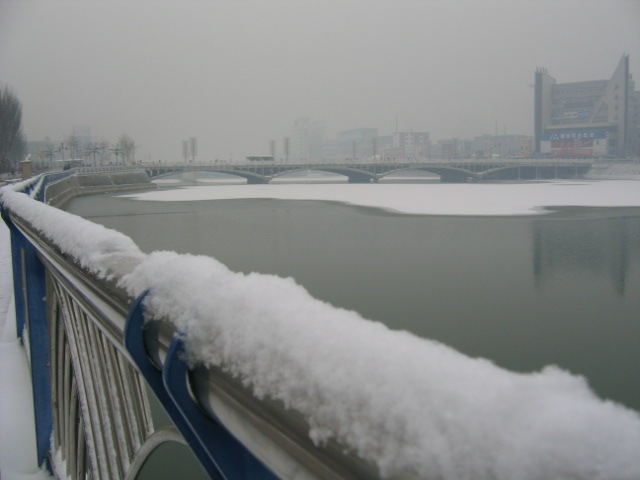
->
[146,166,268,184]
[310,167,378,183]
[402,166,478,183]
[146,165,378,184]
[479,163,591,181]
[269,167,346,181]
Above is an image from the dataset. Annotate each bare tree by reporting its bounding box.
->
[117,134,136,164]
[65,134,80,159]
[8,133,27,171]
[0,84,25,173]
[97,139,111,165]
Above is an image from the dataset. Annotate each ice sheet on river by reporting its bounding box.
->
[123,179,640,216]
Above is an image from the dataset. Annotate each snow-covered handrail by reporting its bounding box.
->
[2,175,640,480]
[0,176,376,479]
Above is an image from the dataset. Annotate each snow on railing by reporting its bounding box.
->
[1,175,640,480]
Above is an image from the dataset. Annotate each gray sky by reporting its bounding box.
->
[1,0,639,161]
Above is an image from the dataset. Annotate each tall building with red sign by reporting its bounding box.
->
[534,55,639,158]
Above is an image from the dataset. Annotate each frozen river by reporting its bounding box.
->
[63,178,640,412]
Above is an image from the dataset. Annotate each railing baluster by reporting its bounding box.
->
[60,291,103,478]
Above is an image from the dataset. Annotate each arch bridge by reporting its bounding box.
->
[145,160,593,184]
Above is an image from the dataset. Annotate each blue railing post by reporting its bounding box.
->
[22,239,53,471]
[2,195,53,471]
[125,292,225,479]
[163,337,278,480]
[126,292,278,480]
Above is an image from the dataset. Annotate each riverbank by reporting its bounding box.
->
[584,162,640,180]
[46,169,156,207]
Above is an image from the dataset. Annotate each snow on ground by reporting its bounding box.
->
[125,179,640,216]
[0,221,53,479]
[2,179,640,479]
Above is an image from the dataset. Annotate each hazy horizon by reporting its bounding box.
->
[1,0,639,162]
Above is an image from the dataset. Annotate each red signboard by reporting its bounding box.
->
[552,149,593,157]
[551,139,594,157]
[551,140,593,149]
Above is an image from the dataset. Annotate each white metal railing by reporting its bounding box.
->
[0,175,380,479]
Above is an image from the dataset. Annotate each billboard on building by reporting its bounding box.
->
[541,129,608,141]
[543,129,610,157]
[550,139,593,157]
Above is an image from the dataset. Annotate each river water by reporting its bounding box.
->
[64,176,640,412]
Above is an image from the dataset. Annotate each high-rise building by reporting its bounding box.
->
[534,55,638,158]
[392,131,430,160]
[471,134,534,159]
[291,118,326,162]
[71,126,92,151]
[336,128,378,161]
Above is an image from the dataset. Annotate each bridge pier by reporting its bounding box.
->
[440,174,475,183]
[247,177,269,185]
[348,176,378,183]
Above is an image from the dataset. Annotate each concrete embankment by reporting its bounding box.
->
[46,170,157,207]
[584,162,640,180]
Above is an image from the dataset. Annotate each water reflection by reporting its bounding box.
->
[533,211,640,297]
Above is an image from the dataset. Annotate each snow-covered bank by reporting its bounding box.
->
[122,179,640,216]
[2,180,640,479]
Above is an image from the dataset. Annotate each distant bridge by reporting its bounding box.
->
[144,160,593,184]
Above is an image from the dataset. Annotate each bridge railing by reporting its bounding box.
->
[0,174,380,479]
[144,159,594,184]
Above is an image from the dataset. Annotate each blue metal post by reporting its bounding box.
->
[22,240,53,470]
[164,336,278,480]
[126,293,277,480]
[125,293,225,479]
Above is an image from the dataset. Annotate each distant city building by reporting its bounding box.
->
[375,131,431,160]
[336,128,378,161]
[319,141,337,161]
[635,90,640,154]
[433,138,472,159]
[472,134,534,158]
[534,55,639,158]
[72,125,92,149]
[291,118,326,162]
[376,135,396,159]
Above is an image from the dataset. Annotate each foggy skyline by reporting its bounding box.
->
[1,0,639,162]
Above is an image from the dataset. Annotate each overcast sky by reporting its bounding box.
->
[1,0,639,161]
